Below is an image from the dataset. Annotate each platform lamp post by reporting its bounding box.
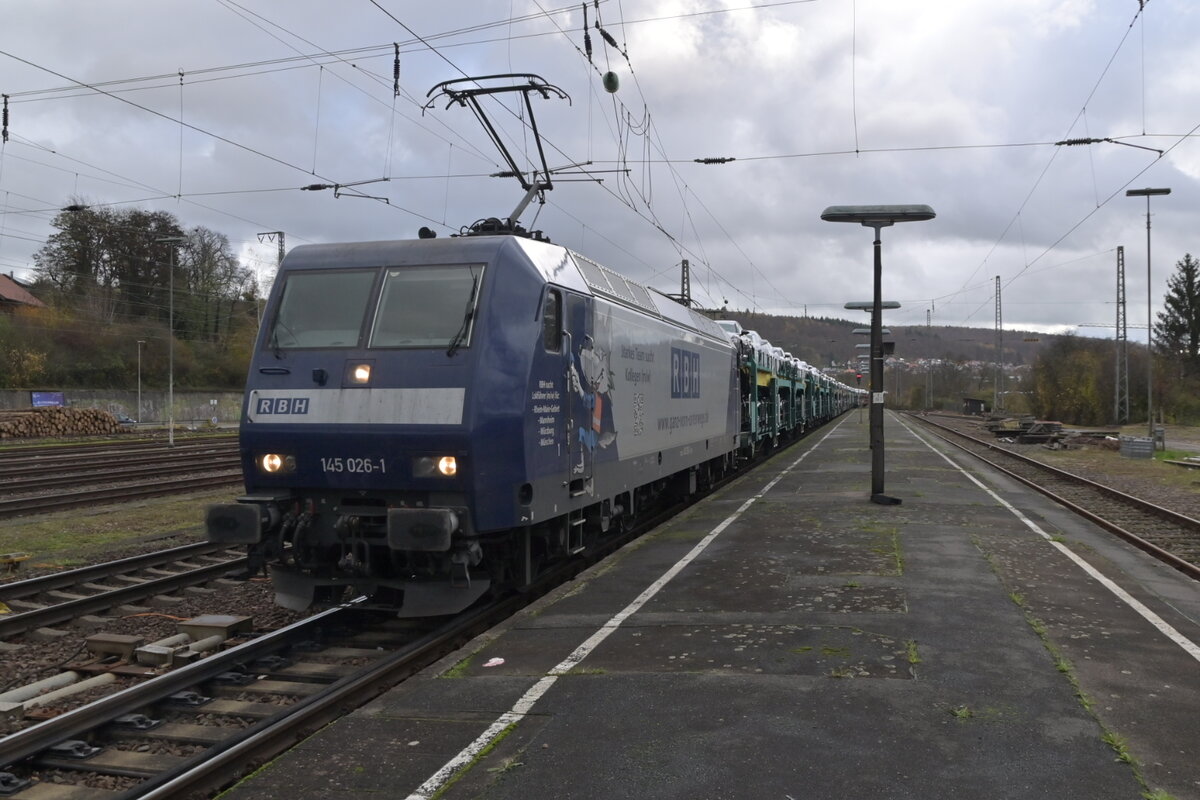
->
[847,303,900,450]
[136,339,145,424]
[156,236,188,447]
[826,204,936,505]
[856,353,870,418]
[1125,188,1170,440]
[853,326,890,390]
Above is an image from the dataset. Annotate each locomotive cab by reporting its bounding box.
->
[208,231,745,617]
[207,235,575,613]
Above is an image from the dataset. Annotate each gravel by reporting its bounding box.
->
[922,413,1200,520]
[0,572,305,735]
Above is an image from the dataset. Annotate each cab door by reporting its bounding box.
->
[527,288,570,518]
[564,292,593,496]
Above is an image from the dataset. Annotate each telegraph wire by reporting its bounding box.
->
[0,3,1181,323]
[2,38,475,231]
[0,48,337,182]
[5,1,815,104]
[369,1,675,262]
[850,0,859,154]
[507,0,782,309]
[7,0,829,297]
[1010,116,1200,287]
[942,0,1156,314]
[577,3,797,309]
[213,0,496,169]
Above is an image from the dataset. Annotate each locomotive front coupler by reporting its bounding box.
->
[449,541,484,588]
[205,495,288,546]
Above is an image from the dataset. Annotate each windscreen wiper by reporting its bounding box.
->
[269,316,296,360]
[446,271,479,358]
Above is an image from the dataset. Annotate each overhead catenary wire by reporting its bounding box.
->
[3,9,576,272]
[0,5,519,242]
[941,0,1160,318]
[0,1,1192,329]
[523,0,775,308]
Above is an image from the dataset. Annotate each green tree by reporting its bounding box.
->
[176,227,254,344]
[32,201,253,344]
[1154,253,1200,377]
[1031,335,1112,425]
[5,198,260,392]
[32,201,185,323]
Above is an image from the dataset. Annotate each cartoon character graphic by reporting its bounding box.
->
[569,335,617,474]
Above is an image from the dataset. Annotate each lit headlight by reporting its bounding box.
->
[414,455,458,478]
[347,363,372,384]
[259,453,296,474]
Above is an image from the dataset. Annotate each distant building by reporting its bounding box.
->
[0,273,45,313]
[962,396,989,416]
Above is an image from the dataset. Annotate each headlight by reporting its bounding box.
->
[259,454,296,474]
[414,455,458,478]
[345,361,373,385]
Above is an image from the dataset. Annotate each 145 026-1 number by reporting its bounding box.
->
[320,456,386,474]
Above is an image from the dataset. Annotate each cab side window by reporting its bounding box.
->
[542,289,562,351]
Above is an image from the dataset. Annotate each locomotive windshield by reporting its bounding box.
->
[269,269,376,349]
[370,264,482,348]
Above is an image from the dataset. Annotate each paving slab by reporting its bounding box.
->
[222,411,1200,800]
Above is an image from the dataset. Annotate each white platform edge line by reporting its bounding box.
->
[898,414,1200,663]
[405,418,848,800]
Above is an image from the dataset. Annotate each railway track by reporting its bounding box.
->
[3,458,240,493]
[0,440,239,482]
[0,473,244,520]
[907,413,1200,580]
[0,438,243,520]
[0,438,236,462]
[0,543,250,640]
[0,536,602,799]
[0,601,503,800]
[0,421,840,798]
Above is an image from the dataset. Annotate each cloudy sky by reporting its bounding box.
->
[1,0,1196,343]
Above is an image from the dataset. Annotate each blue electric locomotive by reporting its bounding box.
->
[206,232,743,614]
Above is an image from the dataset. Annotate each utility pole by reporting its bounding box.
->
[1115,245,1129,424]
[994,276,1003,413]
[155,236,188,447]
[1126,187,1171,439]
[256,231,285,324]
[680,258,691,307]
[926,308,932,410]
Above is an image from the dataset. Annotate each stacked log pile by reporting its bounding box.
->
[0,407,123,439]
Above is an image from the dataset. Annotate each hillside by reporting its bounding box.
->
[704,311,1082,368]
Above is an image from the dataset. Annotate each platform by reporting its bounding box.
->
[224,410,1200,800]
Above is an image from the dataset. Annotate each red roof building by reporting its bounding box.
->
[0,273,45,312]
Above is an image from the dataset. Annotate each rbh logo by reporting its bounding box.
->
[257,397,310,415]
[670,347,701,399]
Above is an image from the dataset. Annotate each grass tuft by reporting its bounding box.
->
[441,653,476,679]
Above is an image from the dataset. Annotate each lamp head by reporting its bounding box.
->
[845,300,901,311]
[821,204,936,226]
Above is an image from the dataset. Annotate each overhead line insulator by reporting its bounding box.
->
[393,43,400,97]
[583,4,592,63]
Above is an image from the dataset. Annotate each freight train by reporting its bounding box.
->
[205,228,860,615]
